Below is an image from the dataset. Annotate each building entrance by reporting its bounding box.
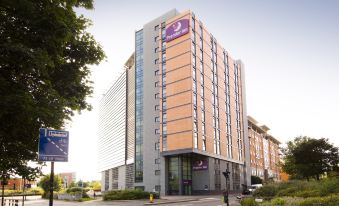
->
[167,155,192,195]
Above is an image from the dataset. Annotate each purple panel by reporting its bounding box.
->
[183,179,192,185]
[193,160,208,171]
[166,19,189,42]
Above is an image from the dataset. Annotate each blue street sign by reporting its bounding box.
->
[38,128,69,162]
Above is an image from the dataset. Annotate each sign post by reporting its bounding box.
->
[38,128,69,206]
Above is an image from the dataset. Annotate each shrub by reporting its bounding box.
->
[103,189,151,200]
[240,197,258,206]
[26,187,43,195]
[271,197,286,206]
[319,178,339,196]
[293,190,320,198]
[253,184,278,199]
[299,195,339,206]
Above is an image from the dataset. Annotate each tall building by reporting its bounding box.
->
[98,54,135,191]
[99,9,251,195]
[248,116,281,181]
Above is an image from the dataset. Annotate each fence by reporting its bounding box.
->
[4,199,19,206]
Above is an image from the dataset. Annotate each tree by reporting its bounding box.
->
[251,176,263,185]
[38,174,62,197]
[282,136,339,180]
[89,180,101,190]
[0,0,105,183]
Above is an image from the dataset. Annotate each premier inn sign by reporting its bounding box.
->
[166,19,189,42]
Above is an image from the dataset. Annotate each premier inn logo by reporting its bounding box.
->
[166,19,189,42]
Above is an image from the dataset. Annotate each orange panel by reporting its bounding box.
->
[167,104,192,122]
[167,90,191,108]
[166,78,192,96]
[166,52,191,72]
[167,117,193,134]
[167,130,192,150]
[167,39,191,56]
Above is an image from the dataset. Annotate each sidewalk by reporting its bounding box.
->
[144,194,239,205]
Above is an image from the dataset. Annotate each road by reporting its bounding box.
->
[3,195,240,206]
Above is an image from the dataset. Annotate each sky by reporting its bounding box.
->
[48,0,339,181]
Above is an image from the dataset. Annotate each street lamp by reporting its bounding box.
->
[222,169,230,206]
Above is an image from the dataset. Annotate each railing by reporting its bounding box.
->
[4,199,19,206]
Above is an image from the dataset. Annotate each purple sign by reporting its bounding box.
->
[166,19,189,42]
[183,180,192,185]
[193,160,208,171]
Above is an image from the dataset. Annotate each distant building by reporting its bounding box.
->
[248,116,281,181]
[98,9,250,195]
[58,172,76,188]
[1,178,37,190]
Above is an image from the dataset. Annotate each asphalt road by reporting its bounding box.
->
[4,195,240,206]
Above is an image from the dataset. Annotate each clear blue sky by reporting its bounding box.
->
[54,0,339,180]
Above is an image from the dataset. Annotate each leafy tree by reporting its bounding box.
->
[251,176,263,184]
[282,136,339,180]
[0,0,105,184]
[89,180,101,190]
[38,174,62,197]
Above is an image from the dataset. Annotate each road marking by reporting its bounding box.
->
[46,137,68,155]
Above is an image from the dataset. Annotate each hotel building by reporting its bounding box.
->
[98,9,251,195]
[248,116,281,180]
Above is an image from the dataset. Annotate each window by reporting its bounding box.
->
[162,124,167,135]
[155,142,160,150]
[155,117,160,122]
[162,101,167,110]
[162,53,166,62]
[155,59,159,64]
[155,70,159,76]
[154,25,159,31]
[155,170,160,175]
[162,27,166,39]
[155,81,159,87]
[162,112,167,122]
[155,158,160,164]
[155,93,159,99]
[155,129,160,134]
[155,36,159,42]
[155,47,159,53]
[162,41,166,50]
[155,185,161,192]
[155,105,160,111]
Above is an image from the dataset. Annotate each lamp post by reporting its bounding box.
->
[222,169,230,206]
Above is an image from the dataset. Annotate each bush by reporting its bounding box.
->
[240,197,258,206]
[319,178,339,196]
[26,187,43,195]
[253,184,278,198]
[254,178,339,199]
[271,197,286,206]
[103,189,151,200]
[299,195,339,206]
[65,187,89,198]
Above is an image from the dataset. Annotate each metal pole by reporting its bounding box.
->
[225,177,229,206]
[1,183,4,206]
[22,178,25,206]
[49,162,54,206]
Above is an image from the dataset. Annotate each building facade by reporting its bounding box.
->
[248,116,281,181]
[58,172,76,188]
[98,54,135,191]
[99,9,251,195]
